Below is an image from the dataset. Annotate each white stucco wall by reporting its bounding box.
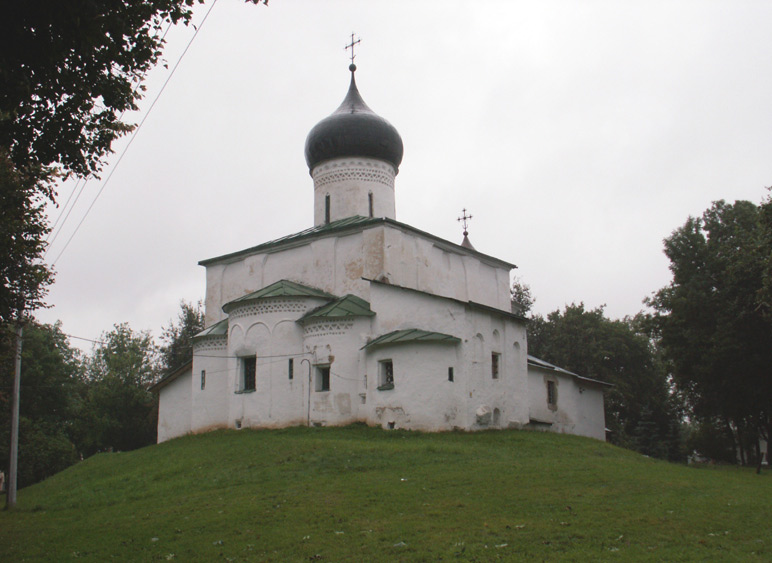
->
[191,336,229,434]
[312,157,396,225]
[161,282,607,441]
[461,311,529,430]
[203,222,512,327]
[367,282,530,430]
[527,366,607,441]
[365,342,463,430]
[157,367,192,443]
[380,227,511,311]
[225,297,328,429]
[302,317,371,427]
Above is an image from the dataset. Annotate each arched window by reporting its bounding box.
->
[325,194,331,224]
[368,192,374,218]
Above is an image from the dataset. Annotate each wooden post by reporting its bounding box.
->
[6,320,23,508]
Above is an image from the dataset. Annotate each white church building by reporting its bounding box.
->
[153,62,609,442]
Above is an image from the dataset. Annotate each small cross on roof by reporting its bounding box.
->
[457,208,473,236]
[344,33,361,65]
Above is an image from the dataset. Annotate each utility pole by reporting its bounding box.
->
[6,317,23,509]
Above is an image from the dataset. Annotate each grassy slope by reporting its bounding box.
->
[1,426,770,562]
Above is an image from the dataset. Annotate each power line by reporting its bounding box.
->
[64,333,106,346]
[45,22,173,254]
[44,177,91,253]
[49,0,220,266]
[194,351,315,361]
[46,177,83,241]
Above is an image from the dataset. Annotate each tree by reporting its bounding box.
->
[1,1,268,321]
[1,1,201,178]
[159,300,205,373]
[648,199,772,466]
[0,321,82,487]
[73,323,159,456]
[758,188,772,318]
[0,151,54,325]
[2,0,267,176]
[510,277,535,316]
[528,303,684,461]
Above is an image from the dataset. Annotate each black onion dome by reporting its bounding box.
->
[305,65,403,172]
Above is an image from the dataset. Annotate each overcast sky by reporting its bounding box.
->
[38,0,772,350]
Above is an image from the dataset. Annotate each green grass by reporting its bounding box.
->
[1,425,770,561]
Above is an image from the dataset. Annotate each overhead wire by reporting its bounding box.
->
[44,177,91,252]
[45,177,83,242]
[45,23,173,254]
[63,333,106,346]
[47,0,220,266]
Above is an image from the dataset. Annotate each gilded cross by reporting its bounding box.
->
[458,208,473,236]
[344,33,361,64]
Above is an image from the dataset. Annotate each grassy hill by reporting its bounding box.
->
[1,425,770,561]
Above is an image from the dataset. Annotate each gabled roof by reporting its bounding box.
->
[199,216,515,270]
[366,277,528,323]
[222,280,337,314]
[527,355,612,388]
[193,318,228,340]
[149,360,193,393]
[200,216,378,266]
[362,328,461,350]
[300,294,375,322]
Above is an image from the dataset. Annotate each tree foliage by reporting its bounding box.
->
[528,303,684,461]
[1,1,201,325]
[74,323,159,456]
[1,1,204,178]
[510,277,535,316]
[1,0,267,177]
[159,300,205,373]
[0,321,82,488]
[1,1,267,322]
[2,315,198,487]
[0,151,54,324]
[648,199,772,465]
[758,189,772,318]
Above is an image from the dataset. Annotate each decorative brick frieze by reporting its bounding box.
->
[313,159,395,189]
[303,321,354,338]
[194,336,227,352]
[229,298,307,319]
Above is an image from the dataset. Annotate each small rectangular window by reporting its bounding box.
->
[448,367,454,382]
[243,357,256,391]
[491,353,500,379]
[325,194,331,224]
[368,192,374,218]
[288,358,294,380]
[201,370,206,390]
[378,360,394,390]
[316,366,330,392]
[547,380,557,407]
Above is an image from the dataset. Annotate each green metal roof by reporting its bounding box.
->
[193,318,228,339]
[199,215,515,270]
[149,359,193,393]
[527,355,613,388]
[366,278,527,322]
[222,280,337,313]
[200,216,379,266]
[300,294,375,321]
[362,328,461,349]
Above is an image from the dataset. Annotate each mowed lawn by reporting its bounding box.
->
[1,425,770,561]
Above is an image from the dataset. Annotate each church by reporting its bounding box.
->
[152,59,609,442]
